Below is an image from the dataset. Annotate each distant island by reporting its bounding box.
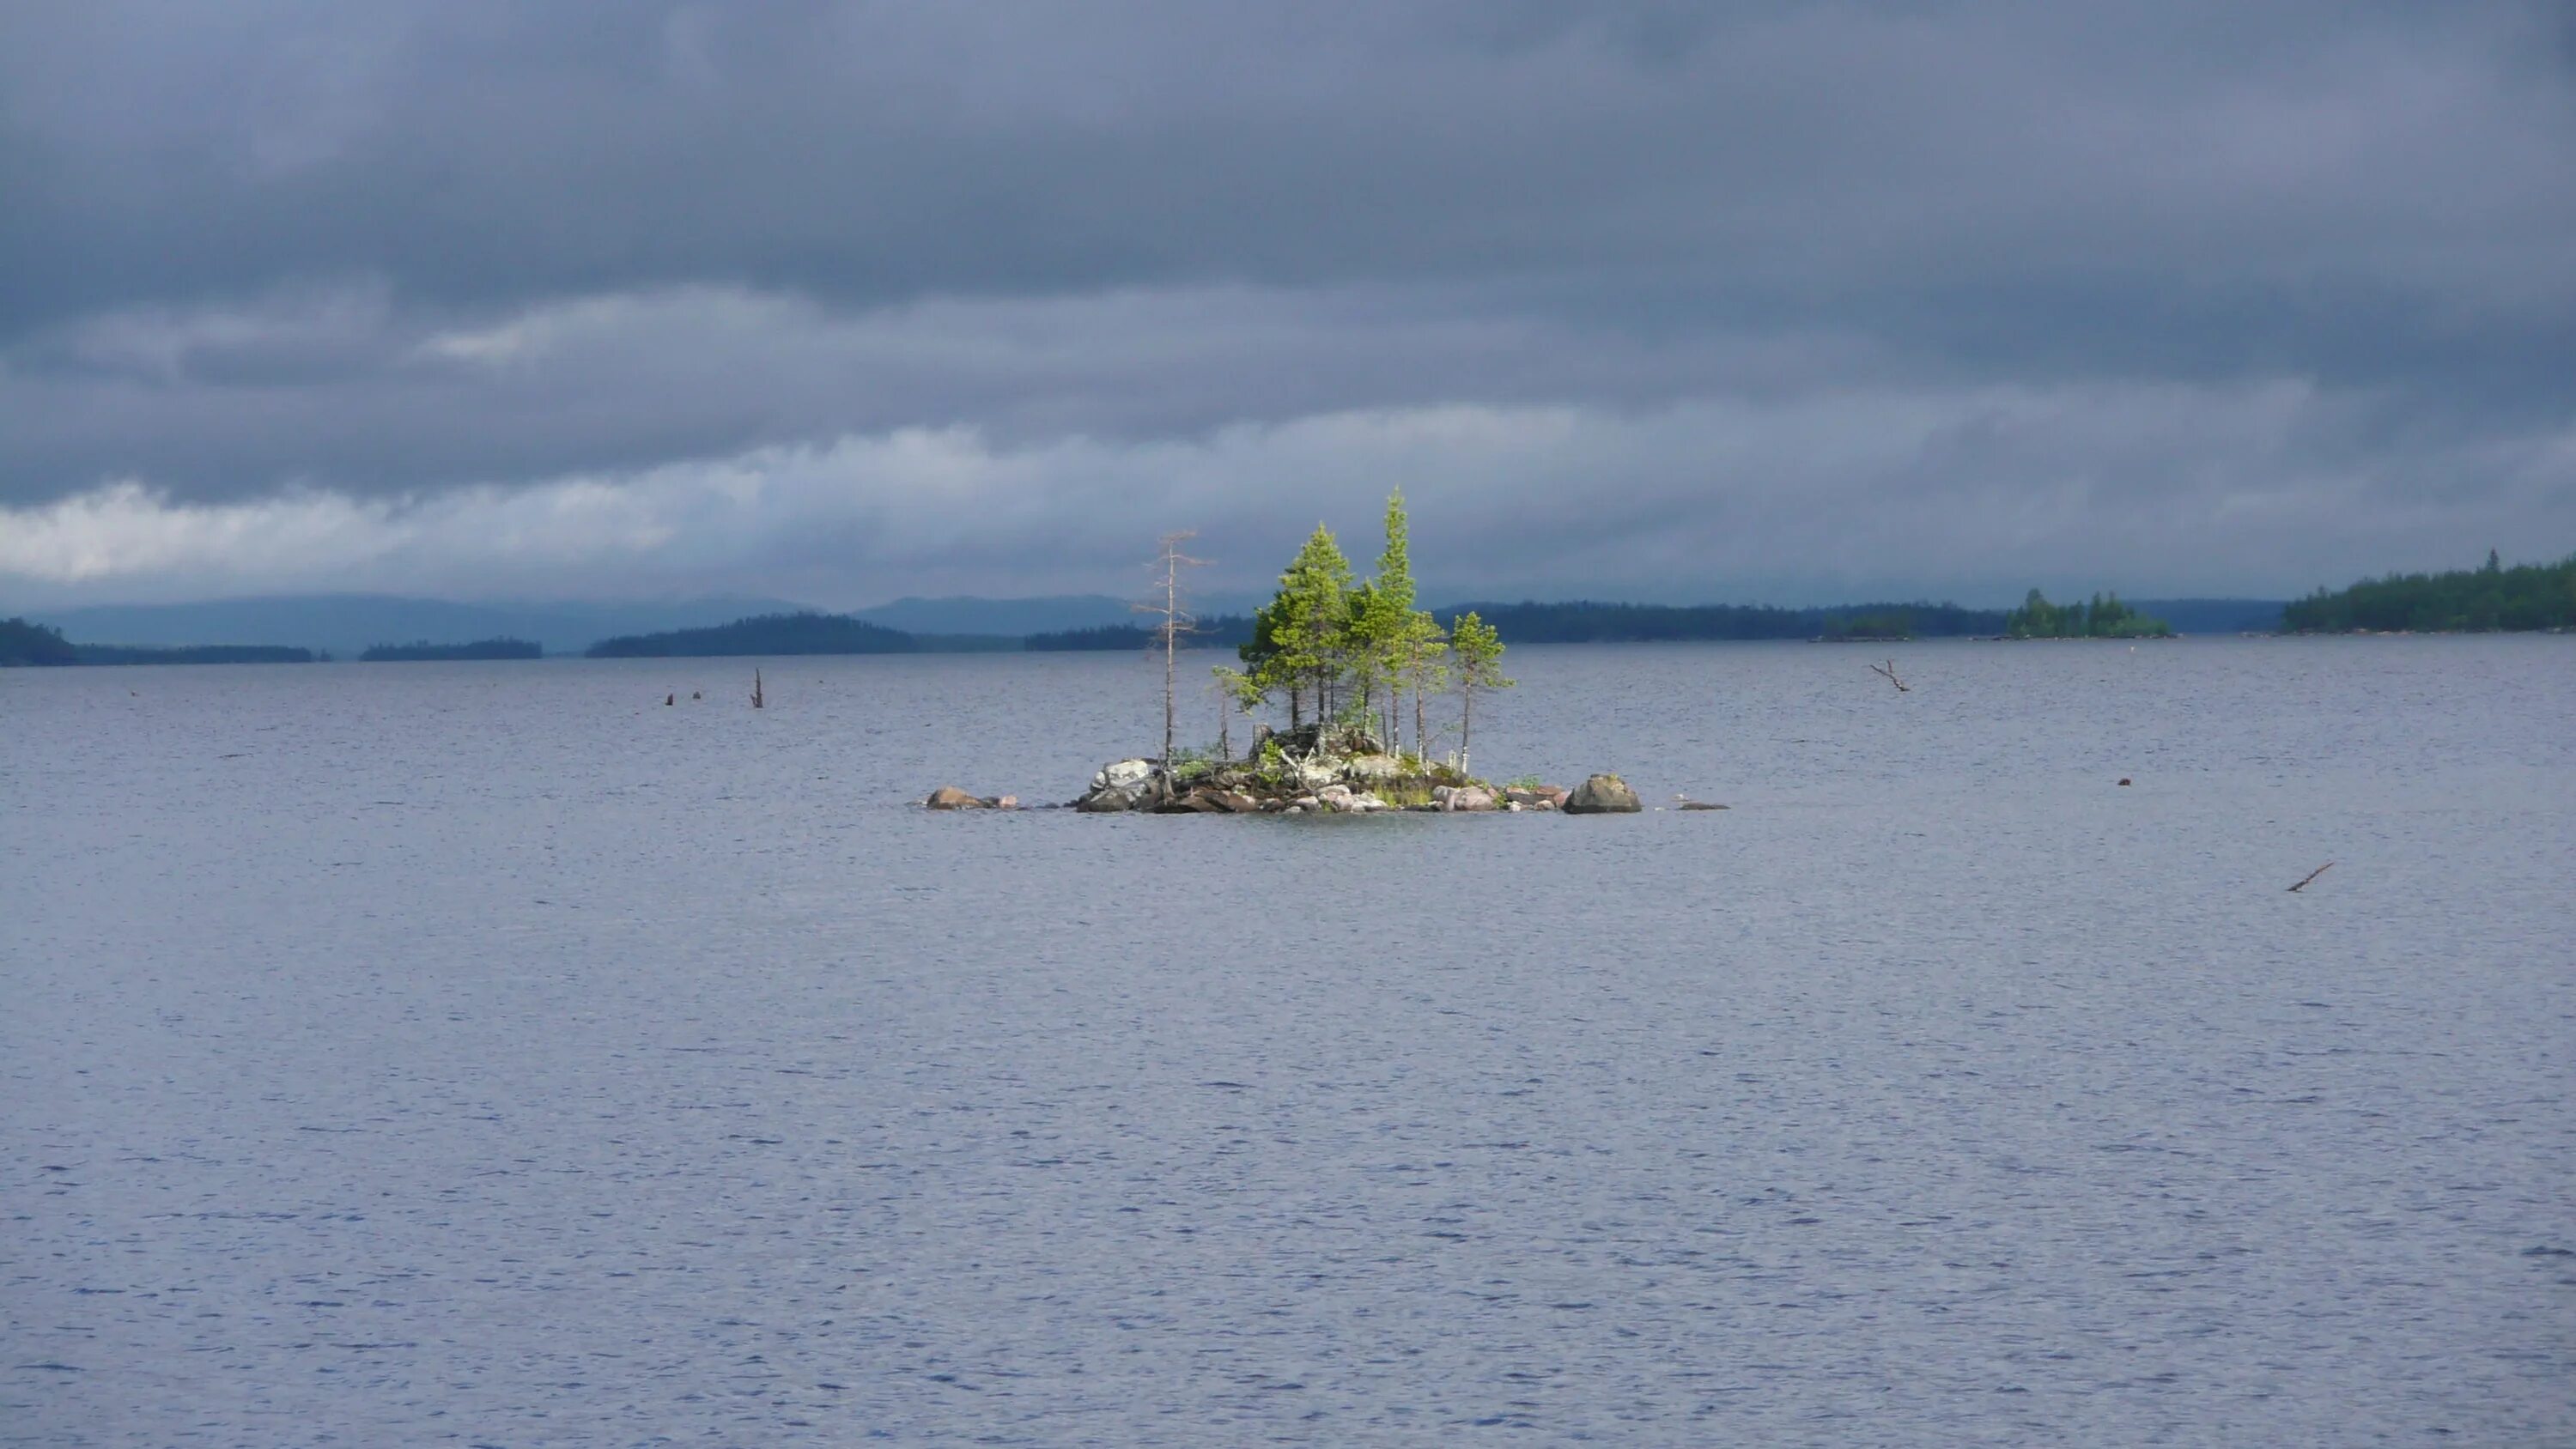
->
[3,617,317,666]
[1431,599,2010,643]
[1028,615,1257,651]
[361,637,543,661]
[2003,590,2172,639]
[1010,491,1643,817]
[586,610,918,658]
[2285,551,2576,633]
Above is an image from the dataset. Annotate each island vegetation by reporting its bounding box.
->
[2004,590,2172,639]
[1018,491,1655,817]
[2282,550,2576,633]
[3,617,318,666]
[361,637,543,661]
[2,617,78,666]
[586,611,919,658]
[76,644,319,664]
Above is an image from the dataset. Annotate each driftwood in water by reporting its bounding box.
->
[1868,658,1910,692]
[2287,862,2335,893]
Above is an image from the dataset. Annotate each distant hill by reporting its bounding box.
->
[2283,552,2576,632]
[586,611,919,658]
[361,638,544,662]
[32,594,810,658]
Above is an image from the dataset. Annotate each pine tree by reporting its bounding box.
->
[1449,609,1512,773]
[1241,524,1353,729]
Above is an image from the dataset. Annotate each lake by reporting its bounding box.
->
[4,639,2572,1445]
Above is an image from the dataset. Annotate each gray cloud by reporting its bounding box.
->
[1,0,2570,603]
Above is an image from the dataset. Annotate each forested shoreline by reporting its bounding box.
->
[362,638,543,661]
[586,611,918,658]
[2284,553,2576,633]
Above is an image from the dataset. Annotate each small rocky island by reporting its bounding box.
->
[930,491,1649,817]
[1060,722,1642,815]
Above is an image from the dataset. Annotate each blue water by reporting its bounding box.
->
[5,639,2572,1444]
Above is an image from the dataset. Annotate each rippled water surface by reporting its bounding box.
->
[6,639,2573,1445]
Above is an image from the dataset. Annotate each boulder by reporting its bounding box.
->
[1092,758,1156,794]
[1346,791,1390,812]
[1677,800,1728,811]
[1564,773,1643,814]
[1315,783,1357,812]
[1077,758,1167,813]
[1340,753,1406,783]
[1506,785,1570,809]
[1440,785,1501,813]
[923,785,989,809]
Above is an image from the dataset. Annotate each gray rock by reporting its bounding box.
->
[923,785,990,809]
[1441,785,1501,812]
[1564,773,1643,814]
[1341,753,1405,783]
[1077,758,1167,813]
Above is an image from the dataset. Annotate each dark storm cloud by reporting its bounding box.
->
[0,0,2570,601]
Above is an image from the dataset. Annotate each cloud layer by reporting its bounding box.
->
[3,1,2570,605]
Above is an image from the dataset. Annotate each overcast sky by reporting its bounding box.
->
[3,0,2571,609]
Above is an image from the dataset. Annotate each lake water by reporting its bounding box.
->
[4,639,2572,1446]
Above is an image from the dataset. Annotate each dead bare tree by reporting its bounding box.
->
[751,669,764,709]
[1134,530,1206,767]
[2287,862,2335,893]
[1868,658,1910,692]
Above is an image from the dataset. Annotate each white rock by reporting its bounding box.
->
[1092,758,1156,792]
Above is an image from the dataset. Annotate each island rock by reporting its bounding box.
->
[1564,773,1643,814]
[1076,758,1168,812]
[924,785,992,809]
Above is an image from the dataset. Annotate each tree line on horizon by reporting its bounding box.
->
[584,611,917,658]
[361,637,543,661]
[1,617,318,666]
[2003,590,2172,640]
[2282,550,2576,633]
